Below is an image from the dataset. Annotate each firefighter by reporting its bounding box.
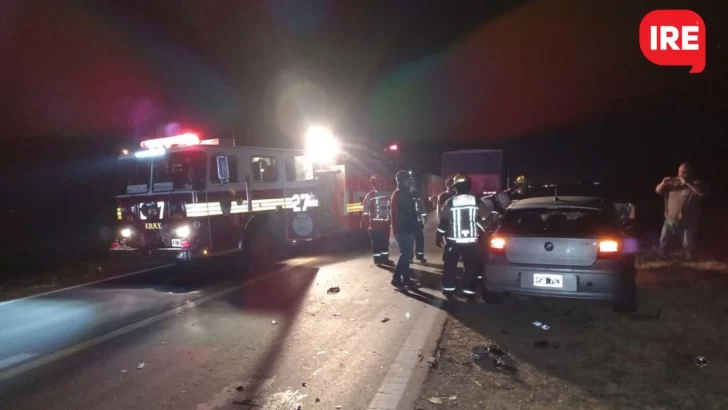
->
[488,175,529,215]
[436,174,491,300]
[506,175,529,201]
[409,175,428,264]
[361,175,393,265]
[436,177,456,262]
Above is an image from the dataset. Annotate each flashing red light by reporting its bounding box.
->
[181,240,191,249]
[388,144,398,151]
[140,133,201,149]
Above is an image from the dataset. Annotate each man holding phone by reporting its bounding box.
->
[655,162,708,261]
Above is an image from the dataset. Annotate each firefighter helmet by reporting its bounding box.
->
[452,174,472,194]
[515,175,527,186]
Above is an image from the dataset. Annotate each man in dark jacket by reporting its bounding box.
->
[390,170,420,289]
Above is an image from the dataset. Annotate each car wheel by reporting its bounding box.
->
[613,271,637,314]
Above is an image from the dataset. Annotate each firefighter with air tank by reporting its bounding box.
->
[361,175,393,266]
[436,174,491,301]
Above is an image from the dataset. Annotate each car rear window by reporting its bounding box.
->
[498,207,620,237]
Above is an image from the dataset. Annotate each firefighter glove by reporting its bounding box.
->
[435,231,444,248]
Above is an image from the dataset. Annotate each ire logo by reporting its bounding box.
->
[639,10,706,74]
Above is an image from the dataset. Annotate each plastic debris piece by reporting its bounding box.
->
[449,395,458,400]
[137,362,145,369]
[121,369,128,373]
[381,318,390,323]
[694,356,709,368]
[302,382,307,387]
[541,324,550,330]
[271,320,277,325]
[327,287,341,294]
[532,321,543,327]
[428,397,443,404]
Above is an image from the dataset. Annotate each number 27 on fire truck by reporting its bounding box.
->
[110,127,390,265]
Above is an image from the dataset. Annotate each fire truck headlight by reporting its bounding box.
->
[304,125,340,163]
[175,225,191,238]
[121,228,132,238]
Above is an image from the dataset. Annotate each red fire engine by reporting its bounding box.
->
[111,128,396,265]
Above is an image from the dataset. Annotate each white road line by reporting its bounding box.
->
[0,263,299,383]
[0,264,176,307]
[367,297,445,410]
[0,353,38,371]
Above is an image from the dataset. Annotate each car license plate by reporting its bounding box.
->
[533,273,563,288]
[171,239,181,247]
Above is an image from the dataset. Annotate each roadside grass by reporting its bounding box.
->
[415,254,728,410]
[0,256,168,302]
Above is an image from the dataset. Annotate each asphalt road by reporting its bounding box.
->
[0,229,448,409]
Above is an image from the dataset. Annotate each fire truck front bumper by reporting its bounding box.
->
[109,242,211,261]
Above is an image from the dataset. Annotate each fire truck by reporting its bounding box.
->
[110,129,396,265]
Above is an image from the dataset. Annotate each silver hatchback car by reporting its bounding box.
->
[484,196,639,312]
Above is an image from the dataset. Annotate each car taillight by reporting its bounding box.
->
[598,239,619,258]
[489,236,506,254]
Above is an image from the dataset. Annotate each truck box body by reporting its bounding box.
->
[441,149,503,196]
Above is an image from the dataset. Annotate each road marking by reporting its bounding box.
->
[0,262,302,383]
[0,353,38,371]
[367,297,445,410]
[0,264,176,307]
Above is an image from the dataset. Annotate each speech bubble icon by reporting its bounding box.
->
[639,10,706,74]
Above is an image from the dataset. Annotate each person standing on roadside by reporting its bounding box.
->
[361,175,393,266]
[437,178,455,219]
[655,162,708,261]
[410,176,428,264]
[390,170,420,289]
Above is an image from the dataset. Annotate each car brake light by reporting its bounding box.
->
[599,240,619,253]
[489,236,506,254]
[598,239,619,258]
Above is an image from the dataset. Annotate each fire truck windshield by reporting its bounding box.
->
[151,150,205,192]
[118,150,206,195]
[118,157,152,195]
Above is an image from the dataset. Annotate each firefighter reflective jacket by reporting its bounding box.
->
[362,190,392,230]
[438,194,490,244]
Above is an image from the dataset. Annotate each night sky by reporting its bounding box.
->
[0,0,725,191]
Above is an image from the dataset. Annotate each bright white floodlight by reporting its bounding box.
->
[304,125,340,163]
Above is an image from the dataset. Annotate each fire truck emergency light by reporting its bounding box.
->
[135,148,166,158]
[388,144,398,151]
[140,133,201,150]
[304,125,340,163]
